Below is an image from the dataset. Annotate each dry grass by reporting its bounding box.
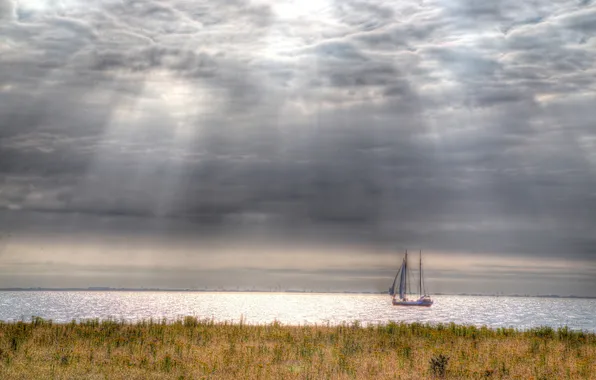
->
[0,317,595,379]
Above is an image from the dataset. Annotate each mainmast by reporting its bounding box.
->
[405,250,408,299]
[419,250,422,297]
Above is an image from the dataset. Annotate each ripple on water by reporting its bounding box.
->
[1,292,594,331]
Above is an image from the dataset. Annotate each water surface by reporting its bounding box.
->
[1,292,594,331]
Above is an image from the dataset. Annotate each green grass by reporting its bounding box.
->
[0,317,594,379]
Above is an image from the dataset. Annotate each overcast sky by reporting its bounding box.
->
[1,0,595,295]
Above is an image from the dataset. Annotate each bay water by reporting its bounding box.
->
[1,291,594,331]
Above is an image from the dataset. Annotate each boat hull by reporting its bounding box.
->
[392,299,433,307]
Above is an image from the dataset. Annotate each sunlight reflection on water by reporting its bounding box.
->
[1,292,594,331]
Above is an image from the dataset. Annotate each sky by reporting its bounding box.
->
[0,0,595,296]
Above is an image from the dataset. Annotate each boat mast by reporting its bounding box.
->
[419,250,422,297]
[404,250,408,298]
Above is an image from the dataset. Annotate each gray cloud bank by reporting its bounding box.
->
[0,0,595,294]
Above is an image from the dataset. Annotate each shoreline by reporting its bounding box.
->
[3,317,596,333]
[2,316,594,334]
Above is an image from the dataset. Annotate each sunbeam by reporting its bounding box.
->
[1,0,595,296]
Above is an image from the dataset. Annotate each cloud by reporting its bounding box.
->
[0,0,15,21]
[560,6,596,33]
[0,0,595,292]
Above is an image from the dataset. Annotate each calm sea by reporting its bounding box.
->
[1,292,594,332]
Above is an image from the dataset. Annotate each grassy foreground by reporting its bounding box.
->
[0,317,595,379]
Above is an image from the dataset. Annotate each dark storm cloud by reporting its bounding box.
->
[1,0,596,292]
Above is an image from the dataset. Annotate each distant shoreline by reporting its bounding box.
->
[0,288,594,299]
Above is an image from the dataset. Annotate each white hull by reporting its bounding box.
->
[392,297,433,307]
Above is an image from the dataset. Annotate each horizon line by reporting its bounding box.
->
[0,287,594,299]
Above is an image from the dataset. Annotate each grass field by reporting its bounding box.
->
[0,317,595,379]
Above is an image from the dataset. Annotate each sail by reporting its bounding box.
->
[389,265,401,296]
[398,257,407,300]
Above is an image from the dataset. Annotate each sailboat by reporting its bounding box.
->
[389,250,433,307]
